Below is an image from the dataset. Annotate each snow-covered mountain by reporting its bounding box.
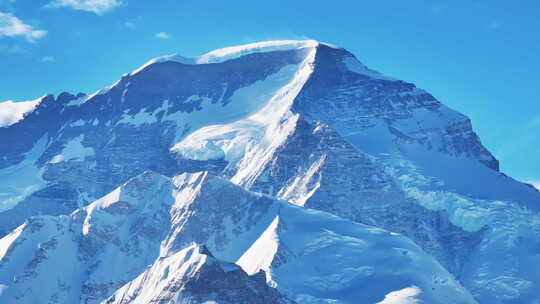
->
[0,171,475,303]
[1,40,539,303]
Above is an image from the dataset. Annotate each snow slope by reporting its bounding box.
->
[0,172,176,303]
[0,135,46,212]
[137,172,477,304]
[104,244,294,304]
[0,171,476,304]
[0,97,43,127]
[131,40,320,75]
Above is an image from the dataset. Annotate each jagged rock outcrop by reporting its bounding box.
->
[104,244,295,304]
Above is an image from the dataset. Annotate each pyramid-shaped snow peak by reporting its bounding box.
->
[1,40,539,304]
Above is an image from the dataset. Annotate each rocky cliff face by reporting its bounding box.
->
[1,40,539,303]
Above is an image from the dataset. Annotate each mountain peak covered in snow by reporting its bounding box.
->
[1,40,539,304]
[131,40,325,74]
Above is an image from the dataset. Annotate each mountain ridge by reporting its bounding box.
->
[0,170,477,304]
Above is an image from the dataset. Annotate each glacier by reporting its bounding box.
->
[0,40,539,303]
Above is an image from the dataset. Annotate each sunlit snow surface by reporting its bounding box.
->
[131,40,321,75]
[51,135,95,164]
[170,56,310,161]
[528,181,540,191]
[0,172,476,304]
[0,97,42,127]
[376,286,422,304]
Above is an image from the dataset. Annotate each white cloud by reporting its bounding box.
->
[41,55,55,62]
[154,32,169,39]
[0,12,47,42]
[46,0,122,15]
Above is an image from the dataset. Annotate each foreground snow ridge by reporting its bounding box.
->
[0,171,476,304]
[0,40,539,304]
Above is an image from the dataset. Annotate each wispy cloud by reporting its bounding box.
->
[41,55,55,62]
[46,0,122,15]
[124,21,135,29]
[0,12,47,42]
[154,32,169,39]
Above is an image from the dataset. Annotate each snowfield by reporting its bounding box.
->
[0,171,477,304]
[0,97,43,127]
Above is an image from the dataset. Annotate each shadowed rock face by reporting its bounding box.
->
[294,45,499,170]
[1,40,539,303]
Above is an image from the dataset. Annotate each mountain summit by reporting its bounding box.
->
[1,40,539,303]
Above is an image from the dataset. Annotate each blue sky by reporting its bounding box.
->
[0,0,539,185]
